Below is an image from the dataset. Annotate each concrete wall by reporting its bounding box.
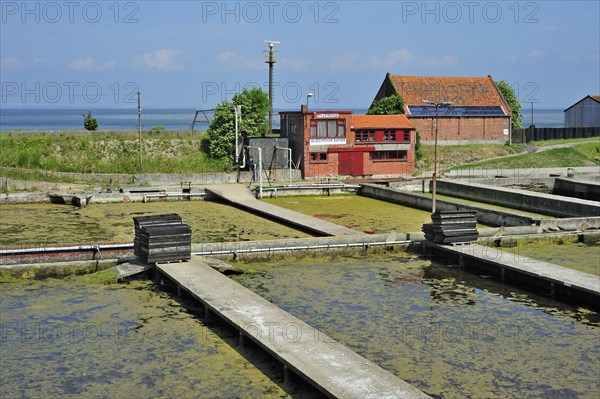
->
[359,184,539,227]
[246,137,291,169]
[412,116,509,143]
[444,166,600,180]
[134,169,302,185]
[553,177,600,201]
[436,180,600,218]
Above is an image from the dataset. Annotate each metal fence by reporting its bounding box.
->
[512,126,600,143]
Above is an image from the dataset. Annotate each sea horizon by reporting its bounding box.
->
[0,107,566,132]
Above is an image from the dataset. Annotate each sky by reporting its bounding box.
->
[1,0,599,110]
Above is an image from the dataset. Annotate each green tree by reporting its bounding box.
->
[414,131,423,162]
[367,93,405,115]
[82,111,98,131]
[497,81,523,129]
[207,88,269,161]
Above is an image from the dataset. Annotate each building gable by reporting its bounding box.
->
[564,95,600,112]
[372,73,511,116]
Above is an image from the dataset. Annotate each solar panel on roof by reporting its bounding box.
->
[407,106,506,116]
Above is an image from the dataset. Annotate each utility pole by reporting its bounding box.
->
[422,99,453,214]
[530,102,534,127]
[264,40,279,134]
[234,105,241,166]
[137,91,142,173]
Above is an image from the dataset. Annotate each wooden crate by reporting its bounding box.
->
[422,211,478,244]
[133,214,182,257]
[133,214,191,263]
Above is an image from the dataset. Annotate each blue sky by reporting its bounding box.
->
[1,0,599,109]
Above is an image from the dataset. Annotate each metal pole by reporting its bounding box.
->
[247,146,263,198]
[264,40,279,135]
[531,102,534,126]
[287,148,291,185]
[422,99,451,215]
[268,45,274,134]
[432,104,438,214]
[234,105,241,166]
[137,91,142,173]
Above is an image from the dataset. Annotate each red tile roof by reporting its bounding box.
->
[387,75,510,114]
[351,114,414,129]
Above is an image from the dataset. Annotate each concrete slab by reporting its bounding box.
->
[436,180,600,218]
[206,184,362,236]
[115,259,154,279]
[156,257,431,399]
[423,242,600,298]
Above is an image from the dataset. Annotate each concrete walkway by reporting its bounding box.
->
[156,257,431,399]
[423,242,600,305]
[206,184,362,236]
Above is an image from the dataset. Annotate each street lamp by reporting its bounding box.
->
[422,99,452,214]
[306,92,314,110]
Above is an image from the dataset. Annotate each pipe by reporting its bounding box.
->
[191,240,411,256]
[247,146,263,198]
[0,243,133,256]
[143,192,206,202]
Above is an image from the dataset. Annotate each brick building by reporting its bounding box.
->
[371,74,512,144]
[279,106,415,179]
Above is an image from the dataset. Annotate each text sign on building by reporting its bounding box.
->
[310,138,346,145]
[315,113,340,118]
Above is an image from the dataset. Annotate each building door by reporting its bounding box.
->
[338,151,364,176]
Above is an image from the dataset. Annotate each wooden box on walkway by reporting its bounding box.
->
[133,214,182,257]
[133,214,191,263]
[423,210,478,244]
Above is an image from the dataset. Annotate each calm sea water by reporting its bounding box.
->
[0,108,564,132]
[0,108,206,132]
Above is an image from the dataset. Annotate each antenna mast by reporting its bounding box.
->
[263,40,279,134]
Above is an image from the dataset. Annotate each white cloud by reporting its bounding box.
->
[331,49,457,72]
[503,55,518,64]
[215,51,273,71]
[103,61,117,70]
[216,51,309,72]
[33,58,46,65]
[330,52,361,72]
[136,49,182,71]
[528,50,546,59]
[279,57,310,71]
[1,55,25,69]
[68,57,95,71]
[216,51,239,63]
[561,54,580,62]
[366,48,415,68]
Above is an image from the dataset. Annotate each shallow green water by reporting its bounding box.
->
[0,201,310,247]
[262,195,433,233]
[0,278,311,398]
[233,253,600,399]
[492,237,600,276]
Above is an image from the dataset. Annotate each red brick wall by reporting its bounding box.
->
[304,127,415,179]
[293,112,418,179]
[411,116,510,142]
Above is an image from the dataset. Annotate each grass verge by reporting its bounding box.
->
[450,143,600,170]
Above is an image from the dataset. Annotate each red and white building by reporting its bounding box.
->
[279,106,415,179]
